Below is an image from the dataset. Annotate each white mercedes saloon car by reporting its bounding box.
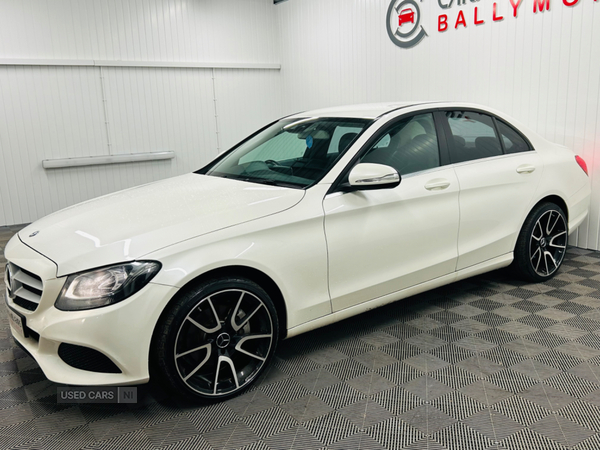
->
[4,102,591,401]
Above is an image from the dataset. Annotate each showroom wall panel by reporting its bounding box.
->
[212,68,284,151]
[0,0,282,226]
[0,0,279,62]
[276,0,600,250]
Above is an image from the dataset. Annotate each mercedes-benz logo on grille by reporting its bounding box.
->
[29,231,39,237]
[216,333,231,349]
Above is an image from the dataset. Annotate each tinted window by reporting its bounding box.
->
[359,113,440,176]
[446,111,502,163]
[496,120,531,154]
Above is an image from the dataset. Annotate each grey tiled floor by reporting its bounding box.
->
[2,224,600,449]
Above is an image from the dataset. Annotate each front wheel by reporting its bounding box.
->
[153,277,279,401]
[513,202,568,282]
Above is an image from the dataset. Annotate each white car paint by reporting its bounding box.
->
[324,166,460,311]
[18,174,305,277]
[454,151,545,270]
[4,102,591,387]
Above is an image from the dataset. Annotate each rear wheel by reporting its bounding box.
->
[514,202,568,282]
[153,277,278,401]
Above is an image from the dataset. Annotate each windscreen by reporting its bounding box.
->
[205,117,371,188]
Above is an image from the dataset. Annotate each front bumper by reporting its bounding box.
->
[4,235,178,386]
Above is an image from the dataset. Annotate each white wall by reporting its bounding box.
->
[276,0,600,250]
[0,0,282,226]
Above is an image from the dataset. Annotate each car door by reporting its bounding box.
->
[440,110,544,271]
[323,112,460,312]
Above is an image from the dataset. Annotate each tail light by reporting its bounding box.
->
[575,155,588,176]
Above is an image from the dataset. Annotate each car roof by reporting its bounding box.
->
[286,101,491,119]
[286,102,418,119]
[286,101,516,120]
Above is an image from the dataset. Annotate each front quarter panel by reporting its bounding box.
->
[147,185,332,329]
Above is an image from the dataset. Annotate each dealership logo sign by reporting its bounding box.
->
[388,0,597,48]
[386,0,428,48]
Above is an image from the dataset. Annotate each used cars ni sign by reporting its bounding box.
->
[4,102,591,401]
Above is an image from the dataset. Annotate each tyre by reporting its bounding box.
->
[153,277,279,401]
[514,202,568,282]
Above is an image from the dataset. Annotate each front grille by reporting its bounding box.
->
[5,262,43,311]
[58,343,122,374]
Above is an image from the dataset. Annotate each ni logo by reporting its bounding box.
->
[386,0,428,49]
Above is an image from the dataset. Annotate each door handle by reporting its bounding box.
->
[424,179,451,191]
[516,164,536,174]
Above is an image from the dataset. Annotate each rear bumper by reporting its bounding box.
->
[5,234,178,386]
[568,182,592,234]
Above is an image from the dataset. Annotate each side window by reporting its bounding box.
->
[359,113,440,176]
[446,111,503,163]
[496,120,531,154]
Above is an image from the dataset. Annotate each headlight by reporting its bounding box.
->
[55,261,161,311]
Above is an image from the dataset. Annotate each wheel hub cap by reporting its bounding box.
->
[216,332,231,349]
[539,237,547,248]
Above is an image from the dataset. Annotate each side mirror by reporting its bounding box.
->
[345,163,401,191]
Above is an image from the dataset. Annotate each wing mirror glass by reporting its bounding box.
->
[345,163,401,191]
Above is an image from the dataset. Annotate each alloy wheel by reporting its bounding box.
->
[528,209,567,277]
[173,289,274,397]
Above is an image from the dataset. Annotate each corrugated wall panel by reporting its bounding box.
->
[214,69,284,151]
[102,67,218,167]
[0,66,108,223]
[275,0,600,250]
[0,0,281,226]
[0,0,279,63]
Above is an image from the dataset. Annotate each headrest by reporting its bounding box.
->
[338,132,359,153]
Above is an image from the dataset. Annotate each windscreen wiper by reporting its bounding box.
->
[238,177,302,189]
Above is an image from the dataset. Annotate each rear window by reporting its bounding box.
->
[496,120,531,154]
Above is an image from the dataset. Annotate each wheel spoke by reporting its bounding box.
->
[231,294,263,332]
[546,211,560,235]
[235,334,272,361]
[549,231,567,249]
[187,296,221,333]
[176,343,211,359]
[531,247,541,267]
[214,356,239,394]
[188,316,220,334]
[182,345,212,381]
[544,250,557,269]
[532,221,543,241]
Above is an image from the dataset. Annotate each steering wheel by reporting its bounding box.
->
[265,160,293,175]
